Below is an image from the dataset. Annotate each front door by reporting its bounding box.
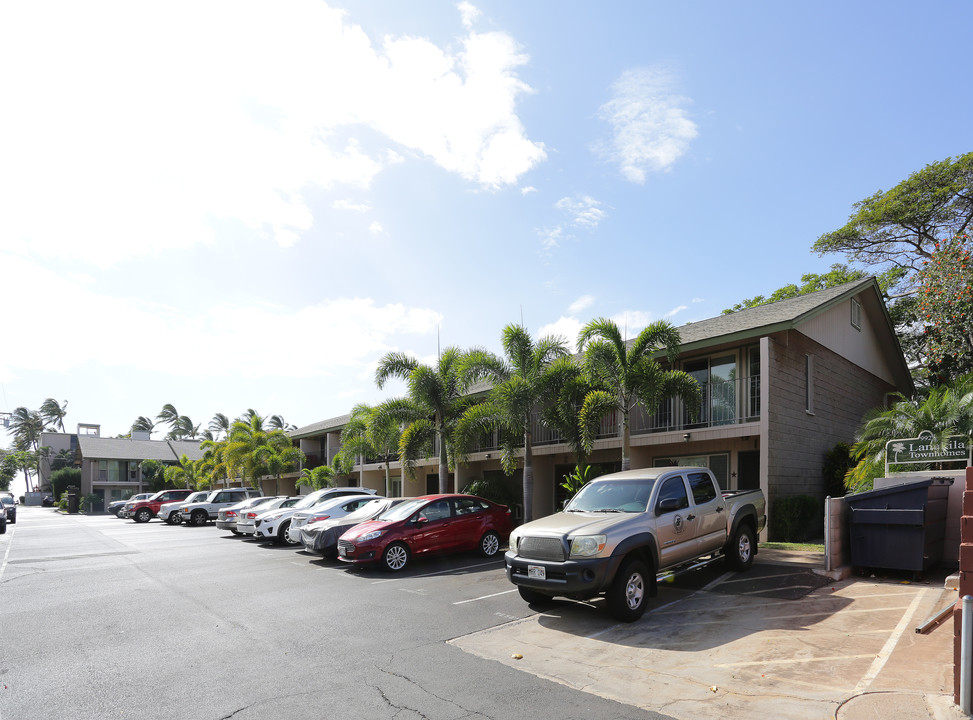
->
[653,475,698,568]
[738,451,760,490]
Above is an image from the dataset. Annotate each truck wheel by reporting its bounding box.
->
[518,586,553,605]
[164,512,180,525]
[190,510,208,526]
[134,508,152,523]
[608,559,650,623]
[726,524,756,571]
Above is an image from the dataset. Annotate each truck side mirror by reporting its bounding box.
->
[656,497,681,515]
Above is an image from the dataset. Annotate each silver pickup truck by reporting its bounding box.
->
[505,466,766,622]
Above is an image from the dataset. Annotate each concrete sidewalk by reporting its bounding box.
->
[451,549,966,720]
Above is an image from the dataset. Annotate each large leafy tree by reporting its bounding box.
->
[846,374,973,492]
[812,152,973,382]
[577,319,700,472]
[455,325,569,522]
[337,403,403,497]
[916,234,973,380]
[375,347,475,494]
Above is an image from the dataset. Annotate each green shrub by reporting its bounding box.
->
[770,494,820,542]
[80,493,100,513]
[50,468,81,501]
[57,491,69,512]
[822,443,853,498]
[462,474,520,508]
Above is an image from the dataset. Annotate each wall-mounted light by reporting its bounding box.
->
[683,433,691,441]
[485,453,491,459]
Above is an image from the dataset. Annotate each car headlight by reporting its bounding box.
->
[569,535,606,558]
[508,529,521,553]
[358,530,384,542]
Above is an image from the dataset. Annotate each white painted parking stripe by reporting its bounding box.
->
[0,525,15,582]
[852,587,928,693]
[369,559,502,584]
[453,589,518,605]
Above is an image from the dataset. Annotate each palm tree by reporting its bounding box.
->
[847,374,973,491]
[456,325,569,522]
[299,464,336,491]
[577,318,701,472]
[224,412,303,493]
[268,415,296,432]
[131,416,157,436]
[337,403,403,497]
[255,438,305,495]
[375,347,475,494]
[165,454,202,489]
[539,355,599,469]
[7,407,43,453]
[40,399,68,432]
[200,438,231,488]
[208,413,231,440]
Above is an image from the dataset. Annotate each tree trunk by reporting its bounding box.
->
[523,430,534,522]
[438,432,449,494]
[384,461,392,497]
[621,407,631,472]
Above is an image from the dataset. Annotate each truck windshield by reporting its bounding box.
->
[565,479,655,513]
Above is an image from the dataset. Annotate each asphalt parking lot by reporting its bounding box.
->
[0,507,964,720]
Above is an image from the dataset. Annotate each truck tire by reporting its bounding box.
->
[134,508,152,523]
[608,558,650,622]
[726,524,756,571]
[518,586,553,605]
[190,510,208,526]
[164,512,180,525]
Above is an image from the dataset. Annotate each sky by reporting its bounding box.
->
[1,1,971,482]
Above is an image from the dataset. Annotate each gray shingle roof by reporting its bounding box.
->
[77,435,205,462]
[290,413,351,439]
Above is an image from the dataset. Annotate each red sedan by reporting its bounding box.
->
[337,494,512,571]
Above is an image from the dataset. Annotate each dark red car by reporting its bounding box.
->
[336,494,512,571]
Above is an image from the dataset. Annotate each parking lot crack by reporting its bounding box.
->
[373,667,493,720]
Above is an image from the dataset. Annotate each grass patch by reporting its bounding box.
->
[760,541,824,552]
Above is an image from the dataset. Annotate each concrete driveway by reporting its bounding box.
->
[450,549,964,720]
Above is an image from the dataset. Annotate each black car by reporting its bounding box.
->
[42,495,55,507]
[0,496,15,524]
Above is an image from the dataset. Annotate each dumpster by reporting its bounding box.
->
[846,477,953,572]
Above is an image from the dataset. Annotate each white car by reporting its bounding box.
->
[158,491,210,524]
[216,496,276,534]
[237,497,302,536]
[253,487,376,544]
[301,497,413,558]
[286,495,380,545]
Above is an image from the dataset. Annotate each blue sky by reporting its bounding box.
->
[1,1,971,464]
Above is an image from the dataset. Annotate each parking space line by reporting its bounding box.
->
[852,587,928,693]
[0,525,15,582]
[453,589,518,605]
[369,559,503,584]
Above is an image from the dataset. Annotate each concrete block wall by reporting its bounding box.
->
[766,331,894,503]
[825,496,851,571]
[953,466,973,705]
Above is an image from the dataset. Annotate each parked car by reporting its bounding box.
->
[286,495,379,544]
[109,493,153,516]
[0,504,5,534]
[158,491,210,525]
[216,496,277,534]
[177,488,263,526]
[337,494,512,571]
[301,497,413,558]
[122,488,197,522]
[41,495,55,507]
[1,496,17,524]
[237,497,302,536]
[253,487,377,544]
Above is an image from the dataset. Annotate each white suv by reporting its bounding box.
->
[178,488,263,526]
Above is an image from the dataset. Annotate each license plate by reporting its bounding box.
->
[528,565,545,580]
[338,546,348,557]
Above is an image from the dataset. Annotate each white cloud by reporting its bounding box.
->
[0,1,545,267]
[458,2,481,29]
[568,294,595,314]
[555,195,606,229]
[597,67,698,182]
[333,200,372,212]
[538,225,563,250]
[538,316,583,348]
[369,221,385,235]
[520,185,538,195]
[609,310,653,338]
[692,297,704,303]
[666,305,688,318]
[0,251,442,380]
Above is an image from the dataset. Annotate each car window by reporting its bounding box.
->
[656,477,690,513]
[453,497,485,515]
[687,472,718,504]
[418,499,451,522]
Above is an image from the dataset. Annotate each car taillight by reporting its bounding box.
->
[245,512,256,519]
[226,511,237,518]
[311,515,330,522]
